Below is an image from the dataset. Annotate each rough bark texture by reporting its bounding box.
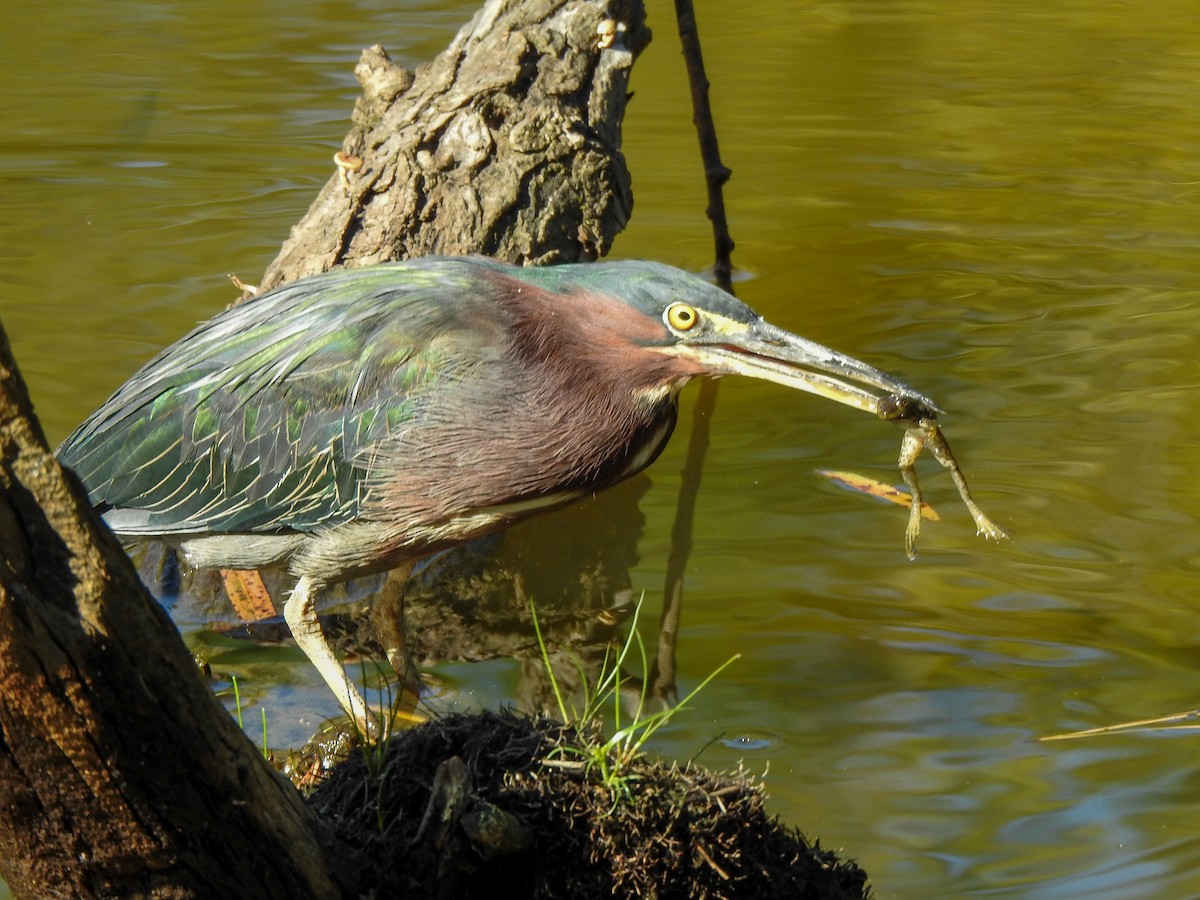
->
[258,0,650,293]
[0,324,350,898]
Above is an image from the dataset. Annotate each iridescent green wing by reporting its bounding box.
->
[58,260,491,536]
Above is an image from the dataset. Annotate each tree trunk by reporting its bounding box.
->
[257,0,649,293]
[0,325,349,898]
[0,0,647,895]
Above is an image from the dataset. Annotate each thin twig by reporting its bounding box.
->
[696,843,732,880]
[673,0,735,288]
[1041,708,1200,742]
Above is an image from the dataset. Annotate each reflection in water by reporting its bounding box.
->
[141,475,683,743]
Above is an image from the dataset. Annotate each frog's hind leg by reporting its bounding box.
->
[898,429,926,560]
[925,425,1010,543]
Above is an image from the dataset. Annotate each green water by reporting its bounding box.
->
[6,1,1200,896]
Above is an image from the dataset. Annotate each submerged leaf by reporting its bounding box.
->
[817,469,940,521]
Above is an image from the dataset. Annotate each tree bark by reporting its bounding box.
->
[0,0,647,895]
[0,324,348,898]
[258,0,649,293]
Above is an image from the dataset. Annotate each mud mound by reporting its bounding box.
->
[309,709,870,899]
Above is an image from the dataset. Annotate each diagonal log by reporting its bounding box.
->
[258,0,649,292]
[0,323,349,898]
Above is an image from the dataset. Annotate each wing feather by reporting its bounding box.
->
[58,259,505,537]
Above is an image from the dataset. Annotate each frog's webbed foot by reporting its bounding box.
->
[970,512,1010,543]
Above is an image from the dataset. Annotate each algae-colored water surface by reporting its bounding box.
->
[6,2,1200,896]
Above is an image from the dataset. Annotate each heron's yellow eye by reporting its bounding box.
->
[665,303,699,332]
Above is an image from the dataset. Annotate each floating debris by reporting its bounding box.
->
[1041,708,1200,742]
[817,469,940,520]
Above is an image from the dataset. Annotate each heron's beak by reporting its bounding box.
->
[675,318,942,418]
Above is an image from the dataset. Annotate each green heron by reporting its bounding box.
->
[58,256,938,728]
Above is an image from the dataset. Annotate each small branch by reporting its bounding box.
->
[673,0,735,290]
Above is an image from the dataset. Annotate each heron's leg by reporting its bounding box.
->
[371,562,421,717]
[284,574,376,734]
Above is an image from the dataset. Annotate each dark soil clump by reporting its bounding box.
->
[309,709,870,899]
